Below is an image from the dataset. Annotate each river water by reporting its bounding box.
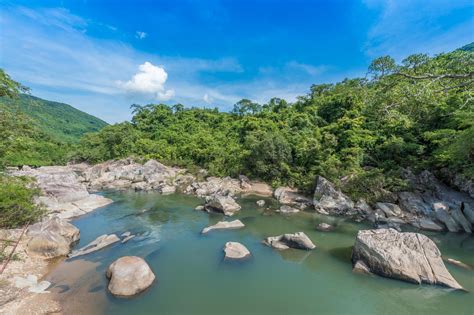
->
[46,191,474,315]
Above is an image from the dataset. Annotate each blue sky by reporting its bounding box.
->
[1,0,473,123]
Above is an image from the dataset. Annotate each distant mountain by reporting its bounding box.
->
[0,94,108,143]
[458,42,474,52]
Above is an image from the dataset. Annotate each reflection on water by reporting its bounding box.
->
[47,192,474,315]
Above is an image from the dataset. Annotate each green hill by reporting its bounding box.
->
[0,94,108,143]
[458,42,474,52]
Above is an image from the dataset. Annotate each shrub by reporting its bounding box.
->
[0,175,45,228]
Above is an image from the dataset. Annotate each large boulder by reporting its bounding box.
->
[375,202,402,217]
[201,220,245,234]
[223,242,251,259]
[27,216,80,258]
[204,195,241,216]
[313,176,354,215]
[106,256,155,296]
[433,202,461,233]
[352,229,464,290]
[263,232,316,250]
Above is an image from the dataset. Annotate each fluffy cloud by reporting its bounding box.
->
[119,62,175,100]
[136,31,147,39]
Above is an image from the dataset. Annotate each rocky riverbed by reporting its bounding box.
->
[1,158,473,314]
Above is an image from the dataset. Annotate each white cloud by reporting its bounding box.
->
[136,31,147,39]
[118,62,174,100]
[203,93,213,103]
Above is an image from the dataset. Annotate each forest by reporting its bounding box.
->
[1,47,473,201]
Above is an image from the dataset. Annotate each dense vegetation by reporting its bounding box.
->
[0,70,46,228]
[75,48,473,198]
[0,94,108,143]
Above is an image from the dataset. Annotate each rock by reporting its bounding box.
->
[195,205,205,211]
[263,232,316,250]
[242,182,273,197]
[375,202,402,217]
[352,260,371,275]
[462,202,474,224]
[160,185,176,194]
[256,200,265,207]
[201,220,245,234]
[13,275,51,293]
[69,234,120,258]
[122,235,135,243]
[27,216,80,258]
[316,223,334,232]
[445,258,472,270]
[450,207,472,233]
[121,231,131,237]
[204,195,241,216]
[277,205,300,214]
[410,217,444,232]
[223,242,251,259]
[354,199,372,215]
[352,229,464,290]
[313,176,354,215]
[433,202,461,232]
[274,187,311,206]
[398,191,432,215]
[106,256,155,296]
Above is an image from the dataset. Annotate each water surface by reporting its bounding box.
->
[47,192,474,315]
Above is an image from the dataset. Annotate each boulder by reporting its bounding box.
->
[354,199,372,215]
[433,202,461,232]
[274,187,311,206]
[242,182,273,197]
[256,200,266,207]
[277,205,300,214]
[106,256,155,296]
[316,223,334,232]
[462,202,474,224]
[263,232,316,250]
[223,242,251,259]
[410,217,444,232]
[27,216,80,258]
[352,229,464,290]
[450,207,472,233]
[398,191,432,215]
[313,176,354,215]
[201,220,245,234]
[204,195,241,216]
[375,203,402,217]
[69,234,120,258]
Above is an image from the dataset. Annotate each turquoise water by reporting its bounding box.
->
[47,191,474,315]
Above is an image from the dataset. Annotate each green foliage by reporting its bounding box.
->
[0,69,29,98]
[0,94,108,143]
[0,175,45,228]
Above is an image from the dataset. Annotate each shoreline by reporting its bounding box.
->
[1,158,473,314]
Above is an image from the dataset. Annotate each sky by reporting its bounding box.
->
[0,0,473,123]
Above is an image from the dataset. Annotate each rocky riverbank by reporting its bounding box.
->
[1,158,472,313]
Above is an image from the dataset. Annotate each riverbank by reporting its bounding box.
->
[1,158,473,314]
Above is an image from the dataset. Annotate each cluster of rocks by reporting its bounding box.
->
[312,172,474,234]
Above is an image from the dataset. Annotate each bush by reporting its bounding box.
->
[0,175,45,228]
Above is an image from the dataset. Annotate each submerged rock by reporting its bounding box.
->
[106,256,155,296]
[263,232,316,250]
[445,258,472,270]
[201,220,245,234]
[313,176,354,215]
[69,234,120,258]
[316,223,334,232]
[352,229,464,290]
[204,195,241,216]
[256,200,266,207]
[277,205,300,214]
[223,242,251,259]
[27,216,80,258]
